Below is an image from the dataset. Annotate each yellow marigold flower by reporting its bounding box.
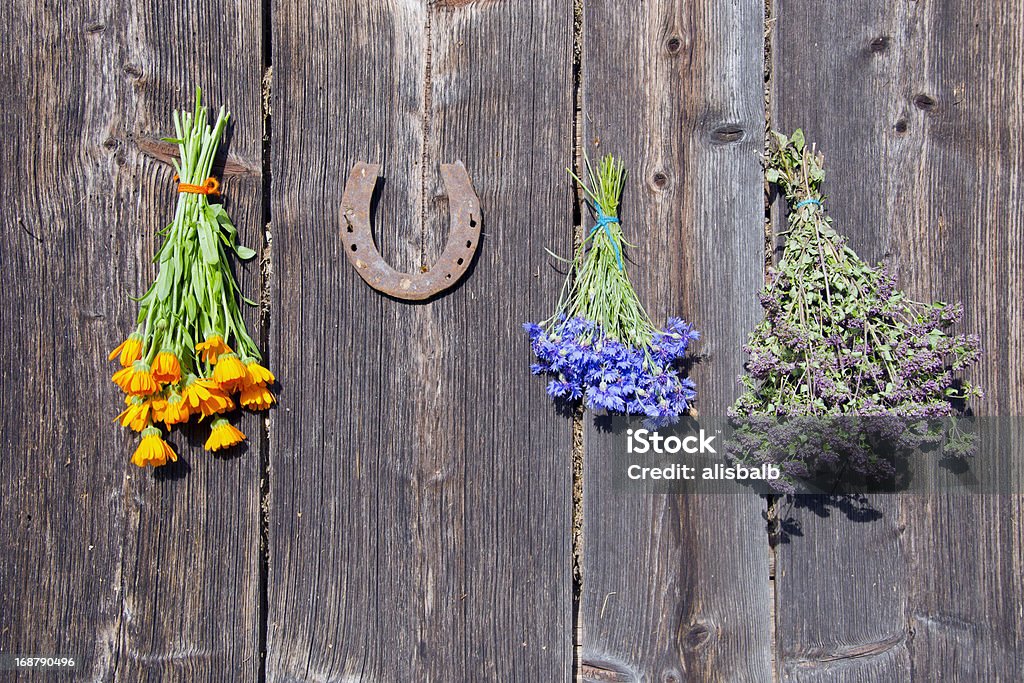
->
[108,333,144,367]
[242,360,275,389]
[182,377,234,417]
[112,361,158,396]
[196,335,231,364]
[205,418,246,452]
[152,350,182,384]
[213,352,247,391]
[162,392,190,426]
[131,427,177,467]
[115,396,152,432]
[240,383,275,411]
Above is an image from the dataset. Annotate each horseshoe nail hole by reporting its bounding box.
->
[445,273,452,280]
[456,257,464,265]
[469,217,477,227]
[465,240,472,248]
[346,224,353,233]
[350,244,357,252]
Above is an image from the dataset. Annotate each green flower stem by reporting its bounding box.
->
[550,154,655,348]
[131,88,260,378]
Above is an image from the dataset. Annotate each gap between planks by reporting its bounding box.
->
[257,0,274,680]
[571,2,586,681]
[763,0,781,680]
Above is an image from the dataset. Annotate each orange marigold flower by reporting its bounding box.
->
[150,396,168,423]
[213,352,247,391]
[162,392,190,426]
[204,418,246,452]
[115,396,152,432]
[131,427,178,467]
[112,361,158,396]
[196,335,231,364]
[108,333,144,367]
[242,360,275,389]
[152,350,182,384]
[240,383,275,411]
[182,377,235,417]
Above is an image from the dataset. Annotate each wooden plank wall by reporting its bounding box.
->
[1,0,1022,681]
[578,0,773,681]
[0,2,264,681]
[773,1,1024,680]
[267,1,573,680]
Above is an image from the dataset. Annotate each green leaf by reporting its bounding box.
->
[197,220,219,265]
[233,244,257,260]
[791,129,805,151]
[184,293,197,321]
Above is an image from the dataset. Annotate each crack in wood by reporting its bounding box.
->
[580,660,636,682]
[135,136,259,178]
[788,630,907,669]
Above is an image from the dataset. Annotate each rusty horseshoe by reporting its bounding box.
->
[339,161,481,301]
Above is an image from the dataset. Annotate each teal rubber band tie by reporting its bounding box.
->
[796,198,822,210]
[590,206,624,271]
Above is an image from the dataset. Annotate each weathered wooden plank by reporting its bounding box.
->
[773,1,1024,680]
[267,1,574,680]
[579,1,773,680]
[0,2,263,681]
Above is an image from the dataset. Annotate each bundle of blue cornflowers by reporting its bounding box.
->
[525,155,699,426]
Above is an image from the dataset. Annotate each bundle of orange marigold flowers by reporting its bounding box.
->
[110,89,274,468]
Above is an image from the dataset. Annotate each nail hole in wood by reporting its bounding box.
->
[710,124,744,144]
[894,119,908,133]
[913,94,937,111]
[870,36,890,53]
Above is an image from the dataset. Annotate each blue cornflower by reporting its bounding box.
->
[524,315,698,424]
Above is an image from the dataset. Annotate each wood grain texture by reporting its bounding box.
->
[0,1,264,681]
[267,1,574,680]
[579,1,773,681]
[773,1,1024,680]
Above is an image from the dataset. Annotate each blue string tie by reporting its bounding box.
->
[590,206,624,271]
[796,198,822,210]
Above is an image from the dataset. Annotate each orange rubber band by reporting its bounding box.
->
[174,175,220,195]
